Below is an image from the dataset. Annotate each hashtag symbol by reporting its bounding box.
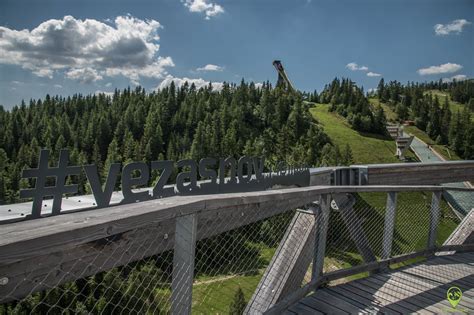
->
[20,149,81,218]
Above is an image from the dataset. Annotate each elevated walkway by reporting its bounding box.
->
[286,251,474,314]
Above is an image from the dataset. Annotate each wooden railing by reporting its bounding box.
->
[1,183,472,314]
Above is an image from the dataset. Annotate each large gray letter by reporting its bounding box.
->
[151,160,175,198]
[199,158,217,194]
[176,160,198,194]
[84,163,120,208]
[122,162,150,203]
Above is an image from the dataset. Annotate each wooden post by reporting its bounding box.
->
[312,194,330,281]
[382,192,397,260]
[245,209,317,313]
[171,214,198,315]
[427,191,442,249]
[335,194,377,264]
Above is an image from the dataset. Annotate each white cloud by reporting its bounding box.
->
[434,19,471,35]
[105,82,112,87]
[32,69,54,79]
[0,15,174,83]
[158,75,223,90]
[346,62,368,71]
[417,63,462,75]
[66,68,103,83]
[196,64,224,71]
[367,72,381,77]
[54,84,63,88]
[183,0,224,20]
[367,88,377,93]
[442,74,468,83]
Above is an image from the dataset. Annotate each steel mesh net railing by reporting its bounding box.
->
[0,204,301,315]
[1,188,472,314]
[0,222,176,314]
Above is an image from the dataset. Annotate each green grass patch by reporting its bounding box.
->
[192,272,262,314]
[310,104,400,164]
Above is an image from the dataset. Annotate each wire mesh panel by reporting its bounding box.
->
[1,188,472,315]
[192,209,296,314]
[320,190,467,285]
[0,224,175,314]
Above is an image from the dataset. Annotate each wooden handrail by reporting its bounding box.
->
[0,185,470,264]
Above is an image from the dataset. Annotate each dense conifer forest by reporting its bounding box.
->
[0,80,348,205]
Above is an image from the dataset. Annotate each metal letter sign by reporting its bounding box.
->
[7,149,310,222]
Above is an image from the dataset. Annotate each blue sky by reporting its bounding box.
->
[0,0,472,108]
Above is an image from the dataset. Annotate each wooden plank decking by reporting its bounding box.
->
[285,252,474,314]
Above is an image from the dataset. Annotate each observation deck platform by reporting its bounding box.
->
[286,251,474,314]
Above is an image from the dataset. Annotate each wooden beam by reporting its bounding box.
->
[334,194,377,264]
[171,214,197,315]
[428,191,442,249]
[245,209,316,313]
[382,192,397,260]
[311,195,330,281]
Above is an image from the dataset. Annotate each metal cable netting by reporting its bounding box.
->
[0,190,471,314]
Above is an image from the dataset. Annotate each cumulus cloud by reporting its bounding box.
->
[434,19,471,35]
[346,62,368,71]
[417,63,462,75]
[196,64,224,71]
[66,68,103,83]
[0,15,174,83]
[158,75,223,90]
[367,72,381,77]
[183,0,224,19]
[442,74,468,83]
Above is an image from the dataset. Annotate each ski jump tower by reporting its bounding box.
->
[273,60,294,91]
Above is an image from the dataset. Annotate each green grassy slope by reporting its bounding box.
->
[310,104,405,164]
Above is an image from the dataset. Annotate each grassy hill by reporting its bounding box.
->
[310,104,411,164]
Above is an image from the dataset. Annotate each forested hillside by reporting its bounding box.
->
[375,78,474,159]
[0,81,339,204]
[318,78,387,134]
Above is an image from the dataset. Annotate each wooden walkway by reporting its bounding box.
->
[285,252,474,314]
